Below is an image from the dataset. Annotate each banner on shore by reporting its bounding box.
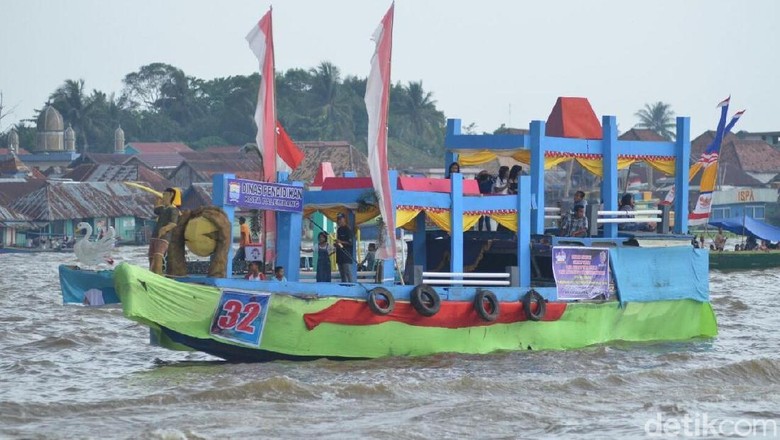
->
[552,246,610,300]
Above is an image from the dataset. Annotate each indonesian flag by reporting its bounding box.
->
[246,8,277,263]
[364,4,396,261]
[689,191,714,224]
[246,9,276,182]
[276,121,304,172]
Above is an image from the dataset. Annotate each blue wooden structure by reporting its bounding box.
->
[210,113,691,291]
[445,116,691,236]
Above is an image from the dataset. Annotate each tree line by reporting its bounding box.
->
[0,62,446,167]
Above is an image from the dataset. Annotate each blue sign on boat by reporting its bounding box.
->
[552,246,610,300]
[210,290,271,347]
[225,178,303,213]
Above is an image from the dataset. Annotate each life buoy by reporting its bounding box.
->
[410,284,441,317]
[474,290,500,321]
[522,290,546,321]
[367,287,395,315]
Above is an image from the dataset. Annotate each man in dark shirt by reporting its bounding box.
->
[334,212,355,282]
[149,187,180,274]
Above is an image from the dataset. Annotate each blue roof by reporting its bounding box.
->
[19,152,80,162]
[709,216,780,242]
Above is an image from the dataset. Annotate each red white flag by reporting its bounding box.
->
[246,9,277,262]
[246,9,276,182]
[276,121,304,172]
[364,4,396,261]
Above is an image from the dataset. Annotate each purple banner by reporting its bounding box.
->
[226,178,303,213]
[552,246,610,300]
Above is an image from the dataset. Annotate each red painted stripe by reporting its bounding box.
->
[303,299,567,330]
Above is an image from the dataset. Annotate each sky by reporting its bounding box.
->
[1,0,778,138]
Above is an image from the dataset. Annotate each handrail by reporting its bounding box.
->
[423,272,509,278]
[423,279,511,286]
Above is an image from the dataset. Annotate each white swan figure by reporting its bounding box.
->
[74,222,115,266]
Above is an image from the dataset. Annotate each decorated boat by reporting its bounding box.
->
[59,6,717,362]
[74,100,718,362]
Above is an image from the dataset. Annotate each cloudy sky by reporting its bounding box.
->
[1,0,777,137]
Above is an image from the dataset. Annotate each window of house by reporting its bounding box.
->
[712,207,730,219]
[744,205,765,220]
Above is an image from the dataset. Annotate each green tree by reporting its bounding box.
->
[49,79,98,152]
[391,80,445,155]
[308,61,355,141]
[635,101,676,141]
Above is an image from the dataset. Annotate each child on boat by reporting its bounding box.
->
[316,232,333,282]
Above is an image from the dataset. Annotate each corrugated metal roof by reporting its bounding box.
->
[134,153,185,169]
[176,152,263,182]
[127,142,193,154]
[619,128,666,142]
[290,142,369,185]
[0,180,48,207]
[10,181,157,221]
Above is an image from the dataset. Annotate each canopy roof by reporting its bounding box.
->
[709,216,780,242]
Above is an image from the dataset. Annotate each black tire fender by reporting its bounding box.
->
[522,289,546,321]
[367,287,395,315]
[410,284,441,317]
[474,289,500,321]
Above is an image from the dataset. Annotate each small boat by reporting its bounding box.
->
[708,216,780,270]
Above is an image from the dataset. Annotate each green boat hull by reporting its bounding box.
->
[709,250,780,271]
[115,263,717,361]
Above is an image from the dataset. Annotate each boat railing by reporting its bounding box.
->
[298,270,378,283]
[544,206,561,220]
[421,271,511,287]
[597,209,663,224]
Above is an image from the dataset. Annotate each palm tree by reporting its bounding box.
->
[50,79,97,151]
[635,101,676,141]
[392,81,444,153]
[309,61,354,140]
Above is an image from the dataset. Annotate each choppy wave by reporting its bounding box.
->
[1,248,779,438]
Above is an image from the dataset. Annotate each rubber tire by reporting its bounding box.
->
[474,290,500,321]
[367,287,395,315]
[410,284,441,317]
[522,290,546,321]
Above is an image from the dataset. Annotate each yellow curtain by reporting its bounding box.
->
[644,157,676,176]
[457,150,498,166]
[304,206,379,225]
[490,212,519,232]
[396,207,422,230]
[421,210,481,233]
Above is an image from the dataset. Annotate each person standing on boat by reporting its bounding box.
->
[446,162,460,178]
[493,166,509,195]
[233,216,252,262]
[476,170,494,231]
[507,165,523,194]
[335,212,355,282]
[315,232,333,282]
[714,228,726,251]
[149,187,181,275]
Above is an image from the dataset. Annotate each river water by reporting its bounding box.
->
[1,247,779,439]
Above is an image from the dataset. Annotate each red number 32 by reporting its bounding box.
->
[217,299,262,333]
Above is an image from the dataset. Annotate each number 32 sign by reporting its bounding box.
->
[210,291,271,347]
